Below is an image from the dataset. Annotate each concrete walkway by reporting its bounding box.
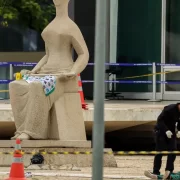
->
[1,156,180,179]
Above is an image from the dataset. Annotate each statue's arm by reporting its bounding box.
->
[70,26,89,75]
[31,45,49,73]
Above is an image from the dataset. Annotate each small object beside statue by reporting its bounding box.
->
[15,73,22,80]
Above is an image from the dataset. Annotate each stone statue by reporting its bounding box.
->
[9,0,89,140]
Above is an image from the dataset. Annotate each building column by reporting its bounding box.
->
[110,0,118,63]
[108,0,118,92]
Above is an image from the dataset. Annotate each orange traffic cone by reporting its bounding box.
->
[78,74,88,110]
[6,139,26,180]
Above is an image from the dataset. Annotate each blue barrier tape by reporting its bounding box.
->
[0,62,10,67]
[157,63,180,66]
[88,63,153,66]
[82,80,180,84]
[13,64,35,67]
[0,80,12,84]
[2,62,180,67]
[1,80,180,84]
[82,80,152,84]
[0,62,9,65]
[1,62,153,67]
[10,62,37,65]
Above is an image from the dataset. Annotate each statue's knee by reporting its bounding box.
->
[29,81,43,92]
[9,81,29,94]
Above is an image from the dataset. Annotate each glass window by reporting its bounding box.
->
[0,26,45,52]
[0,66,9,99]
[0,0,55,52]
[116,0,162,92]
[165,71,180,92]
[166,0,180,64]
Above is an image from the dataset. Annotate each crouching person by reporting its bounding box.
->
[144,103,180,179]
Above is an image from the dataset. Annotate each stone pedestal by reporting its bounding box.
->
[0,140,117,167]
[0,140,91,148]
[49,93,86,140]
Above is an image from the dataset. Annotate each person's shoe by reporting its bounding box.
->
[144,170,158,179]
[163,171,171,180]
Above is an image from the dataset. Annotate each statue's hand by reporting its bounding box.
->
[20,69,31,76]
[64,72,76,79]
[27,70,38,75]
[58,72,76,81]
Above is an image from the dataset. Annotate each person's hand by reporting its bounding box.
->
[166,130,173,139]
[176,131,180,138]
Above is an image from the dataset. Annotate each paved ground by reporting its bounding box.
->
[1,156,180,179]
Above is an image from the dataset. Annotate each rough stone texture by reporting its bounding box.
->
[48,93,86,140]
[26,164,81,171]
[0,148,117,167]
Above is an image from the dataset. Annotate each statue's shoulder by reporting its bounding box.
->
[67,19,83,36]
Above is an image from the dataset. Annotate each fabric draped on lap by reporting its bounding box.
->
[23,75,56,96]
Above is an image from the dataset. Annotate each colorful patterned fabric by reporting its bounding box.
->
[23,75,56,96]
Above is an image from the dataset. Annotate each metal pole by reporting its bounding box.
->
[153,62,156,100]
[148,62,161,102]
[109,0,118,92]
[105,0,110,98]
[9,64,13,80]
[92,0,108,179]
[160,0,166,100]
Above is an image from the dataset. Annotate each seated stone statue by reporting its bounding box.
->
[9,0,89,140]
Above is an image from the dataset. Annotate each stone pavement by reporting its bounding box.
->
[1,156,180,179]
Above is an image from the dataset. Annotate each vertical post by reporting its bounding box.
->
[9,64,13,80]
[105,0,110,97]
[148,62,161,102]
[92,0,108,179]
[109,0,118,91]
[160,0,166,100]
[153,62,156,100]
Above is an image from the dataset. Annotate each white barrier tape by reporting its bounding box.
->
[15,144,21,150]
[13,157,23,163]
[78,87,83,91]
[78,76,81,81]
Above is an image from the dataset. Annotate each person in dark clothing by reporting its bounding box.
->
[144,103,180,179]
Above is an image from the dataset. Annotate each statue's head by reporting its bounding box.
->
[53,0,70,6]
